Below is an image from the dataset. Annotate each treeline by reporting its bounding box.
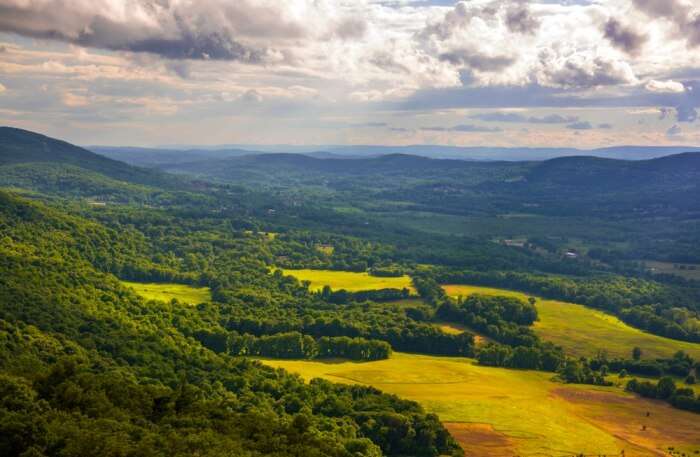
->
[431,268,700,343]
[589,350,697,378]
[627,377,700,414]
[413,274,566,372]
[318,286,411,304]
[195,330,392,361]
[476,342,565,371]
[436,294,539,347]
[223,312,474,358]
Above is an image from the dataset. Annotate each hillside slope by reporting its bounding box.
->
[0,127,175,188]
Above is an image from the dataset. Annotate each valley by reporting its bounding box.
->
[1,127,700,457]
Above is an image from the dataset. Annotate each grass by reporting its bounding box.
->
[262,353,700,457]
[442,284,700,360]
[121,281,211,305]
[282,268,415,293]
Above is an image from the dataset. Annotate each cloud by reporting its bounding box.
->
[0,1,309,61]
[632,0,700,47]
[470,112,579,124]
[333,17,368,40]
[537,51,638,88]
[676,104,698,123]
[645,80,685,93]
[667,124,682,137]
[439,49,515,72]
[505,3,540,35]
[421,124,501,132]
[603,18,647,55]
[0,83,5,94]
[350,122,387,128]
[566,121,594,130]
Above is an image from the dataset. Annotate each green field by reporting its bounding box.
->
[121,281,211,305]
[442,284,700,360]
[263,353,700,457]
[283,268,415,292]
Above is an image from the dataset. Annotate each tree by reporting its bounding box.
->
[656,377,677,399]
[632,347,642,361]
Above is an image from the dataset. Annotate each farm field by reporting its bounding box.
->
[442,284,700,360]
[282,268,415,292]
[121,281,211,304]
[262,352,700,457]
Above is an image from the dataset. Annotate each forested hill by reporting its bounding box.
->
[520,153,700,191]
[0,127,174,188]
[154,148,700,190]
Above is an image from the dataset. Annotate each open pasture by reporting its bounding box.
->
[282,268,415,292]
[442,284,700,360]
[263,352,700,457]
[121,280,211,305]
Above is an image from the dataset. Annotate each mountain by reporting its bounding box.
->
[90,146,261,167]
[90,143,700,164]
[0,127,173,187]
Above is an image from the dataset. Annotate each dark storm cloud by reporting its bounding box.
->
[469,112,579,124]
[603,18,647,55]
[439,49,515,72]
[0,1,306,61]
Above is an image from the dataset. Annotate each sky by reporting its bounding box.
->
[0,0,700,148]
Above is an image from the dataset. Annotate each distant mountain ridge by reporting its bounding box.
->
[91,143,700,164]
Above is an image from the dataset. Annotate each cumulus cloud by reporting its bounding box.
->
[505,3,540,35]
[645,79,685,93]
[632,0,700,47]
[439,49,515,72]
[470,112,579,124]
[536,51,638,88]
[0,0,309,61]
[603,18,647,55]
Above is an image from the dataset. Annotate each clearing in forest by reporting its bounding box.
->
[282,268,415,292]
[262,352,700,457]
[121,281,211,305]
[442,284,700,360]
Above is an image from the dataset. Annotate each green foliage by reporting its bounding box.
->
[0,191,463,456]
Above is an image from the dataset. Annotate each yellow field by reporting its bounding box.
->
[121,281,211,305]
[283,268,415,293]
[263,353,700,457]
[442,284,700,360]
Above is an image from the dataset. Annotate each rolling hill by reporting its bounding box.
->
[0,127,176,189]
